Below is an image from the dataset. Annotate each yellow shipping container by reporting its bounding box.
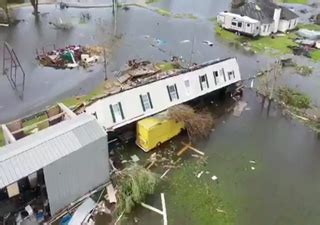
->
[136,116,184,152]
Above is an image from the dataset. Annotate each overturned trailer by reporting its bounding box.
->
[85,57,242,131]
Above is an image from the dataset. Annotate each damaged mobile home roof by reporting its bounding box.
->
[0,114,107,189]
[231,0,298,24]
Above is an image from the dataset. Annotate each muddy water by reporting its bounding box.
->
[124,90,320,225]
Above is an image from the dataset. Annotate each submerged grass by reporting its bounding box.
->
[145,0,161,4]
[295,65,313,76]
[277,87,311,109]
[62,84,105,107]
[154,8,171,17]
[297,23,320,31]
[0,128,4,147]
[310,50,320,61]
[166,161,235,225]
[279,0,308,4]
[215,25,297,55]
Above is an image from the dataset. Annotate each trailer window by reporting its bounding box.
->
[231,21,237,26]
[140,93,153,112]
[199,74,209,90]
[237,22,242,28]
[247,24,250,27]
[167,84,179,101]
[213,71,219,85]
[110,102,125,123]
[228,71,235,80]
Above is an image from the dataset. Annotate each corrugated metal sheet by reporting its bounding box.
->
[0,114,107,189]
[44,138,109,215]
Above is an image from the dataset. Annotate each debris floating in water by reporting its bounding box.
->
[180,39,191,43]
[211,175,218,181]
[197,171,204,178]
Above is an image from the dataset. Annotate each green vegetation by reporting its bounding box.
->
[310,50,320,61]
[116,164,159,214]
[295,65,313,76]
[174,13,197,20]
[145,0,161,4]
[156,62,181,72]
[215,26,297,55]
[0,128,4,147]
[279,0,308,4]
[277,87,311,109]
[167,162,235,225]
[154,8,171,17]
[297,23,320,31]
[62,84,105,107]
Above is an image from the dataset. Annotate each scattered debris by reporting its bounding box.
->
[216,208,226,213]
[160,169,171,179]
[251,166,255,170]
[68,198,96,225]
[36,45,104,69]
[202,40,214,47]
[197,171,204,178]
[211,175,218,181]
[106,184,117,204]
[49,18,73,30]
[130,154,140,162]
[180,39,191,43]
[297,29,320,40]
[249,160,256,164]
[233,101,248,117]
[295,65,313,76]
[0,23,9,27]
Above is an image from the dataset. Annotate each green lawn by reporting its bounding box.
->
[310,50,320,61]
[297,23,320,31]
[166,162,235,225]
[215,26,297,55]
[0,128,4,147]
[62,84,106,107]
[278,0,308,4]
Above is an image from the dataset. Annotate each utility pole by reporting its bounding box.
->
[189,35,195,66]
[103,48,108,80]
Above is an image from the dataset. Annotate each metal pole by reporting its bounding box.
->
[104,48,107,80]
[189,35,195,66]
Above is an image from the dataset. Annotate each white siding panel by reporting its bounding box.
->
[86,58,241,131]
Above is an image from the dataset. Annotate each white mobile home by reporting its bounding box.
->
[217,12,261,37]
[225,0,299,37]
[85,57,241,131]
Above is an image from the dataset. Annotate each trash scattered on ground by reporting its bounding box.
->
[216,208,226,213]
[131,154,140,162]
[180,39,191,43]
[297,29,320,40]
[211,175,218,181]
[251,166,255,170]
[250,79,254,88]
[202,40,214,47]
[0,23,9,27]
[205,171,210,174]
[49,18,73,30]
[233,101,248,117]
[249,160,256,164]
[197,171,204,178]
[36,45,105,69]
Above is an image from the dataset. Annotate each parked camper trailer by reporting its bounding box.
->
[217,12,261,37]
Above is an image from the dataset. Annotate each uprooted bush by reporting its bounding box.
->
[115,164,159,214]
[167,104,214,141]
[277,87,311,109]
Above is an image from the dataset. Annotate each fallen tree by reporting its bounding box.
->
[167,104,214,141]
[115,164,159,215]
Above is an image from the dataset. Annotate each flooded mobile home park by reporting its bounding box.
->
[1,0,320,224]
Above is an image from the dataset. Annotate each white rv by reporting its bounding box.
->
[217,12,261,37]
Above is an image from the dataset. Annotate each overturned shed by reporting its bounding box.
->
[0,114,109,216]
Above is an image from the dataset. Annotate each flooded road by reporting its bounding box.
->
[0,1,270,122]
[1,1,320,224]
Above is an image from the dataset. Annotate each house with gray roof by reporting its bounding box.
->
[218,0,299,36]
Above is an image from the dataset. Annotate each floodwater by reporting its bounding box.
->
[125,90,320,225]
[1,1,320,224]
